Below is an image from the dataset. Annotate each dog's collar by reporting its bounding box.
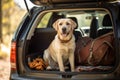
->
[58,36,72,43]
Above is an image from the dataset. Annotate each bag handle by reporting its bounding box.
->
[87,40,113,65]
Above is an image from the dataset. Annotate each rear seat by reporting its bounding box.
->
[68,17,82,41]
[28,28,56,54]
[28,17,82,54]
[97,14,113,37]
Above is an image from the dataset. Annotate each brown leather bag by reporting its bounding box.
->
[75,32,115,66]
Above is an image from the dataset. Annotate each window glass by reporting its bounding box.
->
[37,12,52,28]
[37,9,112,37]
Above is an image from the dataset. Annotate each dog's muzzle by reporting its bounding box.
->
[61,27,69,37]
[62,27,67,34]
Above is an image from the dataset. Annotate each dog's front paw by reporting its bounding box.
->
[71,69,75,72]
[71,68,75,72]
[60,68,65,72]
[60,70,65,72]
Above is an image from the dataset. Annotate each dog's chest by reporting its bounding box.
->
[60,42,74,55]
[62,46,75,65]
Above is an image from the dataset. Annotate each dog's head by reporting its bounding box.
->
[53,18,77,41]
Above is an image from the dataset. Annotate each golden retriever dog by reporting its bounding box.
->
[43,18,76,72]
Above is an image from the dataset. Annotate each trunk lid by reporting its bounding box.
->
[29,0,117,6]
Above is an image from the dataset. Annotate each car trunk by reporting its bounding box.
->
[24,27,115,73]
[19,0,117,78]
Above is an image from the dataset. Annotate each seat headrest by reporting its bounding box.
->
[102,14,112,26]
[49,13,65,27]
[52,15,65,24]
[68,17,78,29]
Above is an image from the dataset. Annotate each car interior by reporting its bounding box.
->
[25,9,115,72]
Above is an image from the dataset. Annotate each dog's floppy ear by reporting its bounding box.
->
[53,19,60,31]
[70,19,77,29]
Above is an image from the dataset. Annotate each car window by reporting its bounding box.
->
[37,12,52,28]
[66,13,91,36]
[66,10,110,37]
[36,9,112,37]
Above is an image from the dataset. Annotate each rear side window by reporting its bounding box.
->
[37,12,52,28]
[36,10,113,37]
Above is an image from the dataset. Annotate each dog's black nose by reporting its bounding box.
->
[62,27,66,33]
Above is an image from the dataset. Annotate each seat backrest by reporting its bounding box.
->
[97,14,113,37]
[47,13,65,27]
[68,17,82,41]
[68,17,78,29]
[102,14,112,26]
[89,17,98,39]
[29,28,56,53]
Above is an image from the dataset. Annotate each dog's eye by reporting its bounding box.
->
[66,22,70,25]
[59,23,63,26]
